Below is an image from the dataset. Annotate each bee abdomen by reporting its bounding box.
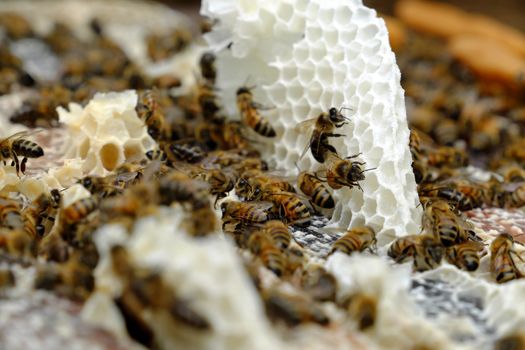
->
[311,185,334,209]
[331,237,359,254]
[63,197,98,224]
[13,140,44,158]
[254,119,276,137]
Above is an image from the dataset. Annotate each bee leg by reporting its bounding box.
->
[325,133,346,138]
[12,154,20,175]
[21,157,28,173]
[345,153,363,159]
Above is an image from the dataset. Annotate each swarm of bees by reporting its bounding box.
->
[0,8,524,350]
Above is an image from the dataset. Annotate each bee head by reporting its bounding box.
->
[200,52,215,65]
[328,107,346,124]
[236,87,251,96]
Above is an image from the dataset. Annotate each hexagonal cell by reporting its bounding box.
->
[378,161,396,186]
[334,6,352,27]
[293,46,309,64]
[124,140,145,162]
[358,24,379,41]
[100,143,121,171]
[317,7,334,27]
[357,80,372,97]
[295,0,309,12]
[316,62,334,84]
[362,172,379,194]
[367,147,384,163]
[349,214,366,229]
[305,82,323,105]
[377,189,396,217]
[331,91,345,109]
[358,99,373,115]
[287,83,305,103]
[281,65,298,81]
[276,2,294,21]
[305,26,322,43]
[309,44,327,63]
[324,28,338,46]
[266,82,287,106]
[362,198,378,218]
[298,65,315,85]
[306,1,320,17]
[367,214,385,231]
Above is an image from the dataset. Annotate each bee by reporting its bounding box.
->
[0,228,37,258]
[61,197,99,226]
[79,175,122,198]
[297,171,335,209]
[0,267,15,289]
[330,226,376,255]
[236,86,276,137]
[301,264,337,302]
[136,89,170,142]
[432,118,459,146]
[262,287,329,326]
[265,190,311,226]
[192,168,235,205]
[158,172,210,209]
[59,253,96,301]
[341,292,377,330]
[199,52,216,85]
[490,233,524,284]
[221,200,271,225]
[297,107,351,163]
[146,29,192,62]
[409,129,429,183]
[445,241,484,271]
[388,234,420,263]
[185,206,219,237]
[0,13,33,39]
[197,83,222,121]
[426,146,468,168]
[496,163,525,183]
[494,333,525,350]
[0,130,44,175]
[145,148,168,162]
[0,196,24,230]
[153,74,181,89]
[423,199,467,247]
[412,234,444,272]
[322,153,370,191]
[261,220,292,250]
[164,140,206,164]
[498,182,525,209]
[247,231,286,276]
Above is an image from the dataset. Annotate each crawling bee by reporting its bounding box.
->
[412,234,444,272]
[330,226,376,255]
[247,231,287,276]
[322,153,370,191]
[158,171,210,209]
[236,86,276,137]
[422,199,468,247]
[297,171,335,209]
[136,90,170,142]
[341,292,377,330]
[496,163,525,183]
[0,195,24,230]
[191,167,235,205]
[262,287,329,327]
[260,220,292,250]
[297,107,351,163]
[388,234,420,263]
[164,140,206,164]
[221,200,271,225]
[263,189,311,226]
[61,197,99,226]
[490,233,523,284]
[197,83,222,121]
[199,52,216,85]
[445,241,484,271]
[426,146,468,168]
[0,130,44,175]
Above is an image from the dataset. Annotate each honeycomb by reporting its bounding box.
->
[202,0,422,244]
[58,90,155,175]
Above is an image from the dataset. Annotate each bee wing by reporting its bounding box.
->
[248,201,274,211]
[114,171,140,183]
[0,129,42,143]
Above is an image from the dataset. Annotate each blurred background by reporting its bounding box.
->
[158,0,525,31]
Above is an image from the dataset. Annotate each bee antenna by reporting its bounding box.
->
[363,167,376,173]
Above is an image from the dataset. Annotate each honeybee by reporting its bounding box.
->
[0,196,24,230]
[0,267,15,289]
[262,287,329,326]
[0,228,37,258]
[297,107,351,163]
[58,252,96,301]
[341,292,377,330]
[61,197,99,226]
[221,200,271,225]
[79,175,122,198]
[261,220,292,250]
[265,190,311,226]
[490,233,523,284]
[388,234,420,263]
[153,74,181,89]
[445,241,484,271]
[498,182,525,209]
[423,199,467,247]
[191,167,235,205]
[158,172,210,209]
[146,29,192,62]
[0,130,44,175]
[199,52,216,85]
[322,153,370,191]
[301,264,337,302]
[164,140,205,164]
[412,234,444,272]
[496,163,525,183]
[433,118,459,146]
[197,83,222,121]
[185,206,219,237]
[247,231,286,276]
[236,86,276,137]
[329,226,376,255]
[136,89,170,141]
[297,171,335,209]
[426,146,468,168]
[409,129,429,183]
[145,148,168,162]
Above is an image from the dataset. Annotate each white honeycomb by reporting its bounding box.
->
[89,207,284,350]
[58,90,155,176]
[202,0,422,244]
